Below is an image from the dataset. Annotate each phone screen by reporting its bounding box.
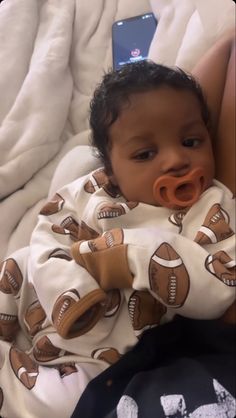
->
[112,13,157,70]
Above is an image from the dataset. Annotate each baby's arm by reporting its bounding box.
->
[28,177,108,339]
[72,194,235,320]
[72,229,235,320]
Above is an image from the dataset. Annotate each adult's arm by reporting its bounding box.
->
[192,31,235,195]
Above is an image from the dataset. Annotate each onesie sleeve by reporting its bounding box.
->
[71,186,236,320]
[29,175,108,339]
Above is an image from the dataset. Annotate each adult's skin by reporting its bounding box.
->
[193,30,235,323]
[192,30,235,196]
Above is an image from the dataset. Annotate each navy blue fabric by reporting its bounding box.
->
[71,317,236,418]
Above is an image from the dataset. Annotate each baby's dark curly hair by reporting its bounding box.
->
[89,60,210,174]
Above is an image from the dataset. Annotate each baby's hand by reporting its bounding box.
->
[71,229,133,290]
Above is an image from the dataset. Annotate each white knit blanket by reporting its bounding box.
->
[0,0,234,259]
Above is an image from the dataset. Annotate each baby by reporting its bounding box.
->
[71,60,235,312]
[0,61,235,418]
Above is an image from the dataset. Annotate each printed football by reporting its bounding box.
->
[84,169,108,194]
[48,248,72,261]
[97,201,138,219]
[149,242,190,307]
[33,335,67,362]
[104,289,121,317]
[84,168,119,197]
[39,193,65,215]
[128,290,166,336]
[57,362,78,378]
[86,228,124,253]
[9,347,39,389]
[51,216,79,241]
[24,300,47,337]
[195,204,233,245]
[205,250,236,286]
[52,289,80,334]
[91,347,121,365]
[0,312,19,341]
[78,221,99,241]
[0,258,23,296]
[168,210,187,233]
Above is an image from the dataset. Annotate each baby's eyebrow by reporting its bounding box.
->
[181,119,205,130]
[122,135,152,147]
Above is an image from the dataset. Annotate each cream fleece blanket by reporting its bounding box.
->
[0,0,235,260]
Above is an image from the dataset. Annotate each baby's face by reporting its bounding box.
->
[108,87,215,205]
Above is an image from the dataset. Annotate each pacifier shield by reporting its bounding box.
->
[153,168,206,209]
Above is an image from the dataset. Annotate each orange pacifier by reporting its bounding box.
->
[153,167,207,209]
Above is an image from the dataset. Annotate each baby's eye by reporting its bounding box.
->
[182,138,201,148]
[132,149,156,161]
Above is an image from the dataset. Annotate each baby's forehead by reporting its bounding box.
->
[116,87,203,121]
[117,86,201,112]
[107,86,209,149]
[128,84,197,98]
[109,91,207,146]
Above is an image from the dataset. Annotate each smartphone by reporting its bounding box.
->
[112,13,157,70]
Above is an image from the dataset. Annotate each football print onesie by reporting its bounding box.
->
[0,167,235,418]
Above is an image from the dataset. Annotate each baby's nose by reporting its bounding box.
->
[160,149,189,175]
